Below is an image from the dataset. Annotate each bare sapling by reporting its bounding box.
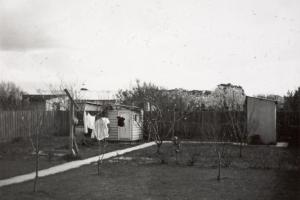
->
[97,139,107,176]
[204,121,227,181]
[172,136,181,164]
[33,112,44,192]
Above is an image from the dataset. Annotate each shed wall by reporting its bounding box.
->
[247,97,276,144]
[107,110,119,140]
[76,107,143,141]
[132,114,143,140]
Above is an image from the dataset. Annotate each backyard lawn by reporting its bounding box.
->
[0,143,300,200]
[0,135,141,179]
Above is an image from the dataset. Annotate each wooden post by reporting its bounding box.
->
[148,102,152,142]
[172,106,176,138]
[33,126,39,192]
[69,102,74,155]
[64,89,79,156]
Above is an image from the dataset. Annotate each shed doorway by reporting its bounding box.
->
[118,111,131,139]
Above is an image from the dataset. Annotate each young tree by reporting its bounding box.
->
[203,116,228,181]
[32,112,44,192]
[225,111,246,157]
[210,83,255,158]
[143,101,174,154]
[97,139,107,176]
[96,108,111,176]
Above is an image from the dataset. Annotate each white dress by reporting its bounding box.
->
[93,117,110,140]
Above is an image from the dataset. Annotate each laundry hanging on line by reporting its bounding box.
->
[117,116,125,127]
[84,112,95,134]
[92,117,110,141]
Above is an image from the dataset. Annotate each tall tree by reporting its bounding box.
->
[283,87,300,112]
[0,81,26,110]
[211,83,246,111]
[47,80,83,111]
[117,80,193,154]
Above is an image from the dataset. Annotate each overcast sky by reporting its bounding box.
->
[0,0,299,95]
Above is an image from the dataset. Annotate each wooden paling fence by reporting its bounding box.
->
[0,110,69,142]
[144,110,299,144]
[2,109,297,144]
[277,111,300,145]
[144,111,246,140]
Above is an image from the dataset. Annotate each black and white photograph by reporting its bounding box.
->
[0,0,299,199]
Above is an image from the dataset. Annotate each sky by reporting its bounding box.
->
[0,0,299,96]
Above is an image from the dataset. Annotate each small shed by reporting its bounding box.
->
[75,102,143,141]
[246,96,277,144]
[106,105,143,141]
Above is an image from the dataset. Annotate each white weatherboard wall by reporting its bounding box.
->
[76,108,143,141]
[132,113,143,141]
[107,110,119,140]
[107,109,143,141]
[247,97,277,144]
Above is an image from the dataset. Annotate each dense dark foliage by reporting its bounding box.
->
[283,87,300,112]
[0,81,26,110]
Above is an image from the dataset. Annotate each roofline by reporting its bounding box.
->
[246,96,277,103]
[83,102,140,109]
[75,99,117,101]
[23,94,66,97]
[84,101,107,106]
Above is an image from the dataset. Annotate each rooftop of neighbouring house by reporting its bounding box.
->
[23,89,117,101]
[77,90,117,101]
[22,94,66,101]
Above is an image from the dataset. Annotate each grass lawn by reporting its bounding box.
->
[0,135,142,179]
[0,143,299,200]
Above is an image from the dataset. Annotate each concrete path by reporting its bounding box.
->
[0,142,155,187]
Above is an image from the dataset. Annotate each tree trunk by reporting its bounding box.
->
[156,140,163,154]
[98,139,106,176]
[33,133,39,192]
[217,151,221,181]
[239,143,242,158]
[156,143,161,154]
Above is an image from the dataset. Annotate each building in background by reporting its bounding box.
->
[22,93,68,111]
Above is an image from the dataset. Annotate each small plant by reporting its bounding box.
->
[187,152,199,166]
[11,137,24,144]
[62,153,82,161]
[47,150,54,162]
[172,136,181,164]
[97,139,107,176]
[159,152,168,164]
[221,147,232,168]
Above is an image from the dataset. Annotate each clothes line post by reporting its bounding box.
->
[69,102,74,155]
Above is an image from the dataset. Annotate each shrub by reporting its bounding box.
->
[248,134,263,145]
